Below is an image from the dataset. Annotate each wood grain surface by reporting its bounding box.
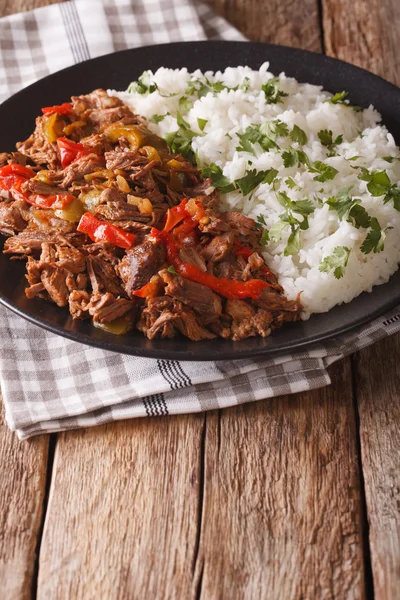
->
[0,0,399,598]
[322,1,400,595]
[38,416,205,599]
[0,398,49,599]
[354,338,400,600]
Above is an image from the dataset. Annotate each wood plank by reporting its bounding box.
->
[195,361,366,599]
[353,337,400,600]
[0,0,62,18]
[0,394,49,600]
[37,416,205,599]
[322,0,400,595]
[322,0,400,86]
[208,0,321,49]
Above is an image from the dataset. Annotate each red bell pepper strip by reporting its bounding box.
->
[151,227,270,300]
[78,212,135,249]
[177,263,270,300]
[150,228,180,266]
[42,103,74,116]
[57,137,91,168]
[0,164,35,179]
[163,198,189,232]
[172,217,199,247]
[132,279,159,298]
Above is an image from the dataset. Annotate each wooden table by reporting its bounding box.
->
[1,0,399,598]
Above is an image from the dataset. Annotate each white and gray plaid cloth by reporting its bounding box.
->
[1,0,399,439]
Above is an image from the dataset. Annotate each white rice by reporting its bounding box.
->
[110,63,400,316]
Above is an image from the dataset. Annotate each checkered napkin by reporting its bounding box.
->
[1,0,399,439]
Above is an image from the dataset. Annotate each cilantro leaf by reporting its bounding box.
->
[358,168,391,195]
[163,112,199,159]
[309,161,338,182]
[163,131,194,159]
[291,199,315,216]
[262,78,288,104]
[269,220,289,242]
[179,96,193,112]
[358,168,400,210]
[263,168,279,185]
[283,227,300,256]
[200,163,235,193]
[197,118,208,132]
[260,119,289,139]
[236,128,261,154]
[325,91,361,111]
[326,91,348,105]
[360,218,387,254]
[326,188,354,219]
[167,265,177,274]
[317,129,343,155]
[319,246,351,279]
[241,77,251,92]
[149,113,169,124]
[256,214,268,227]
[128,71,158,94]
[235,169,277,196]
[282,148,310,168]
[260,229,269,245]
[347,204,371,229]
[290,124,308,145]
[383,155,399,163]
[187,77,238,98]
[285,177,301,190]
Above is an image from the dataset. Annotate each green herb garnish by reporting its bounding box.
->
[319,246,351,279]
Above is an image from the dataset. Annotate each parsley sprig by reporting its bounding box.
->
[318,129,343,156]
[360,218,390,254]
[358,168,400,210]
[325,91,361,111]
[236,120,288,155]
[282,148,310,168]
[200,164,278,197]
[262,78,289,104]
[326,188,371,228]
[319,246,351,279]
[309,161,338,183]
[163,112,198,160]
[269,192,315,255]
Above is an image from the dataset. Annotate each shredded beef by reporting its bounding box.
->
[1,87,303,342]
[138,296,215,341]
[117,239,165,295]
[0,200,29,236]
[160,270,221,324]
[201,231,234,263]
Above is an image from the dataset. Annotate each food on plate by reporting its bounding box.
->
[0,89,301,341]
[2,60,400,342]
[112,62,400,316]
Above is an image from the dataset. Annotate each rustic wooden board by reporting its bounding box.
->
[196,361,366,600]
[37,416,204,599]
[354,337,400,600]
[322,1,400,595]
[0,396,49,600]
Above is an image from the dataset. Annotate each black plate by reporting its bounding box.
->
[1,41,400,360]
